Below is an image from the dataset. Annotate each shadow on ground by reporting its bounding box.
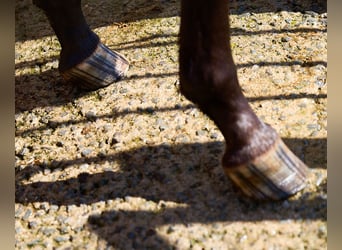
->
[15,0,326,248]
[15,0,327,42]
[15,58,327,114]
[15,139,326,248]
[15,0,327,113]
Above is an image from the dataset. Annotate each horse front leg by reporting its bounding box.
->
[179,0,309,200]
[32,0,129,90]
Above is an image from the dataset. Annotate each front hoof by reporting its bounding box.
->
[60,43,129,91]
[223,138,309,201]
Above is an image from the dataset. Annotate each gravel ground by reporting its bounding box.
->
[15,0,327,249]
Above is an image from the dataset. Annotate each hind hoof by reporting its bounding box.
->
[60,42,129,91]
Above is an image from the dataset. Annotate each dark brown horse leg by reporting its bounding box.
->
[33,0,129,90]
[179,0,309,200]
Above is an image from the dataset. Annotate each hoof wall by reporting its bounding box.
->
[60,43,129,91]
[224,138,309,201]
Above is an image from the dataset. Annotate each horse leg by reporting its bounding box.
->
[179,0,309,200]
[32,0,129,90]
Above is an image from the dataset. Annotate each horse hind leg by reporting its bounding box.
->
[179,0,309,200]
[32,0,129,90]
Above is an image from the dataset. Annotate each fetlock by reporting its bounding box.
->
[33,0,99,71]
[58,32,100,72]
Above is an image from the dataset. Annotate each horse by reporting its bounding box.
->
[31,0,309,201]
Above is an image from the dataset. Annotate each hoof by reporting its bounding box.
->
[60,43,129,90]
[223,138,309,201]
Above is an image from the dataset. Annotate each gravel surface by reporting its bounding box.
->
[15,0,327,249]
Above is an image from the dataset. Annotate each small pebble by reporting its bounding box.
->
[49,205,59,213]
[22,209,32,221]
[15,206,24,218]
[196,130,206,136]
[166,226,175,234]
[60,226,69,234]
[28,221,39,229]
[281,36,291,42]
[81,148,93,157]
[58,129,67,136]
[85,111,97,119]
[40,202,50,212]
[305,11,319,17]
[119,88,128,94]
[307,124,319,130]
[54,236,70,243]
[18,147,29,157]
[15,226,22,234]
[210,133,219,139]
[239,235,248,243]
[278,115,286,121]
[79,163,89,171]
[27,239,40,247]
[315,80,325,88]
[318,225,327,238]
[32,202,41,210]
[156,118,168,131]
[42,228,56,236]
[315,173,324,186]
[43,168,51,175]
